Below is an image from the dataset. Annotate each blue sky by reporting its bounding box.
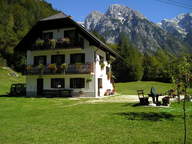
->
[45,0,191,23]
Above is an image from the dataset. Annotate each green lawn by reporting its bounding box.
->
[0,97,191,144]
[0,67,25,95]
[115,81,174,95]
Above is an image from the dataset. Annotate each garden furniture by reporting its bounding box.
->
[137,90,149,105]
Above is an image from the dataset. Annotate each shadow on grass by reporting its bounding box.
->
[116,112,177,121]
[122,103,149,107]
[0,95,72,99]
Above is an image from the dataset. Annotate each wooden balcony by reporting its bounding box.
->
[30,38,84,50]
[26,63,94,75]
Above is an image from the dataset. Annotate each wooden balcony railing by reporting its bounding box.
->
[30,38,84,50]
[26,63,94,75]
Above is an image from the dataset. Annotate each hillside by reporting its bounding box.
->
[0,67,25,95]
[0,0,58,69]
[84,4,190,54]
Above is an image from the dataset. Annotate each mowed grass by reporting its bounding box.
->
[115,81,174,95]
[0,67,25,95]
[0,97,191,144]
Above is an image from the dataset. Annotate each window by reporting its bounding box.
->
[34,56,47,66]
[42,32,53,40]
[51,78,65,88]
[70,78,85,88]
[51,55,65,65]
[70,53,85,64]
[64,30,75,41]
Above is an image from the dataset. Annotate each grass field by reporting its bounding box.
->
[115,81,175,95]
[0,97,191,144]
[0,67,25,95]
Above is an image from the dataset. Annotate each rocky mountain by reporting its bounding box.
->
[159,13,192,46]
[84,4,189,54]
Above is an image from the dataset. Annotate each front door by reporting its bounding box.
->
[98,78,102,97]
[37,78,43,96]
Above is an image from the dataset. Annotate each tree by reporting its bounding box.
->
[169,56,192,144]
[113,33,144,81]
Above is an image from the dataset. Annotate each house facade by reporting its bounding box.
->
[17,13,120,97]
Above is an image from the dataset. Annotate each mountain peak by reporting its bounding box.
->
[106,4,145,20]
[84,11,104,30]
[159,13,192,39]
[84,4,189,53]
[108,4,128,10]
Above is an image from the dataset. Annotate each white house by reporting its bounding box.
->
[16,13,120,97]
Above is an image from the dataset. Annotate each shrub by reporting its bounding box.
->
[48,63,57,71]
[86,77,92,83]
[60,63,68,70]
[35,39,44,46]
[100,62,105,69]
[49,39,56,49]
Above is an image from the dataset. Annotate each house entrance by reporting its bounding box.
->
[37,78,44,96]
[98,78,102,96]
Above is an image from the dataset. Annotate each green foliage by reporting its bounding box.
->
[60,63,68,70]
[111,33,182,82]
[35,39,44,46]
[0,54,7,66]
[49,39,56,49]
[113,33,143,81]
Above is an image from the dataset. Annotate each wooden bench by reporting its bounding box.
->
[42,89,73,97]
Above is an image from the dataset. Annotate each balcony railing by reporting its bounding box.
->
[26,63,94,75]
[30,38,84,50]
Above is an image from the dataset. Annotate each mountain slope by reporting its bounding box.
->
[84,4,189,54]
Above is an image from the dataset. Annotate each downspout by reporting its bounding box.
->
[93,45,100,98]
